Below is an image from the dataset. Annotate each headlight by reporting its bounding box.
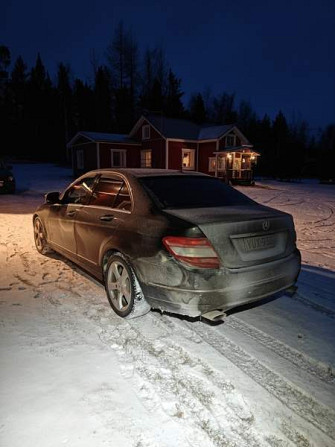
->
[7,176,14,182]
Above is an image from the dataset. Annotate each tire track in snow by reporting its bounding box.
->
[188,321,335,442]
[293,292,335,320]
[225,316,335,383]
[98,315,275,447]
[151,314,320,447]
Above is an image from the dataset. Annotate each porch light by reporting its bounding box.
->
[251,155,255,160]
[227,153,232,159]
[242,158,245,163]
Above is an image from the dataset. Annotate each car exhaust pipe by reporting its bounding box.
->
[201,310,226,323]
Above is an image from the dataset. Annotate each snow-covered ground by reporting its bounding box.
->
[0,164,334,447]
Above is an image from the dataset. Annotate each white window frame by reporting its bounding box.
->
[209,156,226,172]
[141,149,152,168]
[225,134,236,147]
[182,148,195,170]
[76,149,84,170]
[209,157,216,172]
[142,125,150,140]
[110,149,127,168]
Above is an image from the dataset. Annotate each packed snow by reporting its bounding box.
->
[0,164,334,447]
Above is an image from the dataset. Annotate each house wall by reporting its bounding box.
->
[198,142,217,175]
[134,120,163,141]
[142,140,166,168]
[219,134,242,150]
[99,143,141,168]
[168,141,197,170]
[73,143,97,177]
[133,120,166,168]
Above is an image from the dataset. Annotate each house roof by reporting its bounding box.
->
[198,124,235,140]
[67,131,140,147]
[68,117,252,147]
[143,115,201,140]
[130,114,245,141]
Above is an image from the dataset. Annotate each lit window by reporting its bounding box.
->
[142,125,150,140]
[182,149,195,170]
[209,156,225,172]
[141,150,152,168]
[111,150,126,167]
[209,157,216,172]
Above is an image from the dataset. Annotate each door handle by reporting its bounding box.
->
[99,214,115,222]
[67,210,76,217]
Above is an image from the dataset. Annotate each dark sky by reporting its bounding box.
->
[2,0,335,130]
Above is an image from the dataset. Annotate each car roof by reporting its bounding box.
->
[87,168,209,178]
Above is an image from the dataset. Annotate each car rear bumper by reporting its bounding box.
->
[138,249,301,317]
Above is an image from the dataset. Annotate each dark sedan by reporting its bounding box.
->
[0,160,15,193]
[33,169,301,320]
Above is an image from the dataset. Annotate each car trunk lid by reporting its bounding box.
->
[164,205,296,268]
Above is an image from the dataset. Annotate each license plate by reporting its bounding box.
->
[243,234,276,252]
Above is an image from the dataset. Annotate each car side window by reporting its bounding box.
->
[63,177,96,205]
[113,182,132,211]
[89,177,123,208]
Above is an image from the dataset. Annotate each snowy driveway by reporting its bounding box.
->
[0,165,335,447]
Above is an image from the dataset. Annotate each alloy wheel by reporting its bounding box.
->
[34,218,46,252]
[107,259,132,313]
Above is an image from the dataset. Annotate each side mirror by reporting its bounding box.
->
[45,191,61,204]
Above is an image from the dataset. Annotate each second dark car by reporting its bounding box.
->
[33,169,301,320]
[0,160,15,194]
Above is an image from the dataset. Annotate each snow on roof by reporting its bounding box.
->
[68,131,139,146]
[145,115,200,140]
[198,124,235,140]
[144,115,237,140]
[69,118,249,146]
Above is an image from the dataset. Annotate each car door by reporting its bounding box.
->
[47,175,96,257]
[74,175,133,273]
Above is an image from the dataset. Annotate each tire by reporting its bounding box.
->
[104,254,150,318]
[33,217,52,255]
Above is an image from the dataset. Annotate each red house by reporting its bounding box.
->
[67,114,260,184]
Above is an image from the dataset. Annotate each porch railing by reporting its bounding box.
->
[227,169,253,180]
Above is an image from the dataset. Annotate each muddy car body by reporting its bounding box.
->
[33,169,301,319]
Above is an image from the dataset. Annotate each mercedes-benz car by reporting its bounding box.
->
[0,160,15,194]
[33,169,301,320]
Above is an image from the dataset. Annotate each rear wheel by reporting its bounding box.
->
[104,254,150,318]
[33,217,52,255]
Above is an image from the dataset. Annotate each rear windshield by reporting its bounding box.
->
[139,175,254,209]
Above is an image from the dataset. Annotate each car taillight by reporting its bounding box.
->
[162,236,220,269]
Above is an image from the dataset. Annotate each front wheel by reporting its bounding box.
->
[33,217,52,255]
[104,254,150,318]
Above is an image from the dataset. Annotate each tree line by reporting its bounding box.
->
[0,23,334,180]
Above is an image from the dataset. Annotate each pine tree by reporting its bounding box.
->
[26,53,54,160]
[57,63,73,159]
[0,46,11,157]
[164,69,184,117]
[272,111,291,179]
[189,93,206,123]
[0,45,11,95]
[94,66,113,132]
[210,92,237,124]
[73,78,95,131]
